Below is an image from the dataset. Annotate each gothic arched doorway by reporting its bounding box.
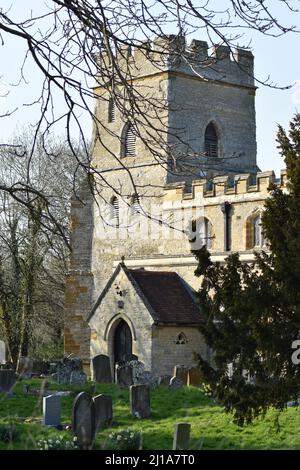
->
[113,319,132,364]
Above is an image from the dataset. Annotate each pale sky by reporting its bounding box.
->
[0,1,300,176]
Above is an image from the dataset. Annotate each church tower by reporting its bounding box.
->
[64,36,258,374]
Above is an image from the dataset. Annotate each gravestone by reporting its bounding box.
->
[55,356,83,384]
[116,364,133,389]
[43,395,61,426]
[187,367,203,387]
[136,371,157,390]
[169,376,183,390]
[92,355,112,383]
[70,370,87,385]
[17,357,33,379]
[72,392,96,450]
[0,370,17,394]
[0,340,5,364]
[93,394,113,429]
[130,384,151,419]
[173,423,191,450]
[173,365,189,385]
[158,375,172,386]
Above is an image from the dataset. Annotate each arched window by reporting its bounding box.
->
[189,217,213,249]
[108,97,115,123]
[204,122,218,157]
[253,215,265,248]
[121,122,136,157]
[245,212,266,249]
[110,196,119,227]
[175,332,187,345]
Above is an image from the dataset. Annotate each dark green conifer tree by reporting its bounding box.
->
[193,114,300,425]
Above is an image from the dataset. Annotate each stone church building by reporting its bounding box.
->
[64,36,286,377]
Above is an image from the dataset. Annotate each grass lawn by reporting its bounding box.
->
[0,378,300,450]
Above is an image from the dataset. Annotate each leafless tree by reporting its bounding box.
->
[0,1,299,225]
[0,128,87,363]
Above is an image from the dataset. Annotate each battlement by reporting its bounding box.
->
[163,169,287,204]
[96,35,255,89]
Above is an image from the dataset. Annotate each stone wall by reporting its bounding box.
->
[151,325,208,377]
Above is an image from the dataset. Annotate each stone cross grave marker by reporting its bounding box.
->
[130,384,151,419]
[0,370,17,394]
[43,395,61,426]
[92,354,112,383]
[93,394,113,430]
[72,392,96,450]
[173,423,191,450]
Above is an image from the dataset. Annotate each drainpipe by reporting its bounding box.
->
[221,202,232,252]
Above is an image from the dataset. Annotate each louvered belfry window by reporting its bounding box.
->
[111,196,119,226]
[205,122,218,157]
[131,194,140,214]
[108,97,116,123]
[122,123,136,157]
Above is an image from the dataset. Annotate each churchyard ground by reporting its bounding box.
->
[0,378,300,450]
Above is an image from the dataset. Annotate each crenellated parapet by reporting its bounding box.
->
[163,169,287,204]
[96,35,255,89]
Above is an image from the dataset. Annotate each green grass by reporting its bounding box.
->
[1,378,300,450]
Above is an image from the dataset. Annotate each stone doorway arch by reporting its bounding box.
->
[113,319,132,364]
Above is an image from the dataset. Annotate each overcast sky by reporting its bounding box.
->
[0,2,300,177]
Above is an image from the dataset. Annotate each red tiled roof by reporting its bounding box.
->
[128,269,202,325]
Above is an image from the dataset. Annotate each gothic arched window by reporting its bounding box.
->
[175,332,187,345]
[204,122,218,157]
[245,212,266,249]
[110,196,119,227]
[189,217,213,249]
[108,97,116,123]
[121,122,136,157]
[253,215,265,248]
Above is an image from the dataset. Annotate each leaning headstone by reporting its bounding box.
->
[17,357,33,379]
[187,367,203,387]
[158,375,172,387]
[0,370,17,394]
[70,370,87,385]
[93,394,113,430]
[173,365,189,385]
[173,423,191,450]
[72,392,96,450]
[0,340,5,364]
[130,384,151,419]
[116,364,133,389]
[43,395,61,426]
[169,376,183,390]
[92,355,112,383]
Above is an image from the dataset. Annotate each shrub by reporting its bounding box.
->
[106,429,142,450]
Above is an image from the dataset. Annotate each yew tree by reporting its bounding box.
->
[193,114,300,425]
